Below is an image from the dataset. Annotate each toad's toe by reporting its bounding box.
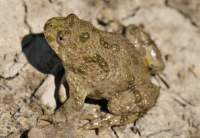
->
[79,114,138,134]
[38,114,55,123]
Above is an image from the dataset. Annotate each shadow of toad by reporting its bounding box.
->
[21,33,62,75]
[21,33,65,107]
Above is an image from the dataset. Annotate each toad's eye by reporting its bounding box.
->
[57,32,66,45]
[57,34,64,42]
[57,30,71,46]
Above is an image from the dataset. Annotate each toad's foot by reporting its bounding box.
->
[38,114,54,123]
[79,113,138,134]
[38,110,68,123]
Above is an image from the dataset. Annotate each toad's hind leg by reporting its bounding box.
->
[108,83,159,116]
[80,83,159,133]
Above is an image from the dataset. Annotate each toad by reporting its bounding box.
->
[39,14,164,133]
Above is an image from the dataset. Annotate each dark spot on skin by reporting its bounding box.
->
[93,54,109,72]
[80,32,90,43]
[68,15,75,27]
[65,30,71,34]
[147,84,157,91]
[120,115,128,123]
[80,21,87,27]
[92,27,100,34]
[138,78,146,85]
[101,64,109,72]
[93,54,101,62]
[94,88,105,96]
[131,54,139,65]
[74,99,84,111]
[99,38,120,51]
[47,18,65,32]
[127,75,135,85]
[46,35,55,42]
[99,38,112,49]
[78,65,87,74]
[123,60,131,67]
[133,90,144,107]
[84,55,93,63]
[69,43,77,50]
[112,44,120,51]
[84,54,109,72]
[107,120,112,125]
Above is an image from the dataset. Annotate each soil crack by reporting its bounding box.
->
[22,0,32,33]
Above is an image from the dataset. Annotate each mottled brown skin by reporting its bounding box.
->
[39,14,164,133]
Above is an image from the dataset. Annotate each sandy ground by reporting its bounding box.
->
[0,0,200,138]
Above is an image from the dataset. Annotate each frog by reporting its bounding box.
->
[38,14,165,133]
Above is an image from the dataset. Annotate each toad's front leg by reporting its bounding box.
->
[38,72,88,123]
[80,83,159,133]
